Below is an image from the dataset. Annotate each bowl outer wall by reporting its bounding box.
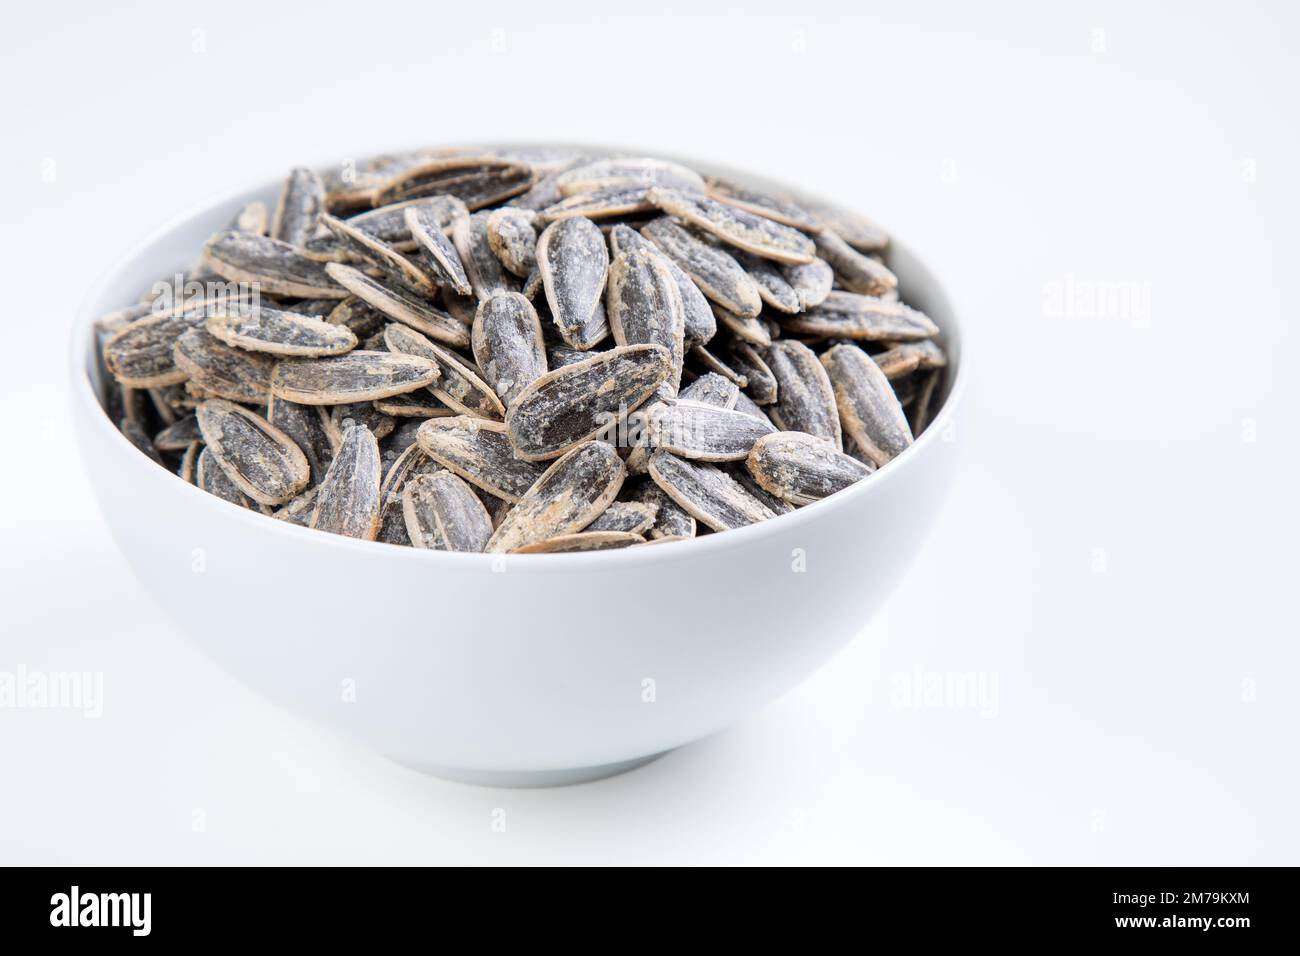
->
[69,152,966,773]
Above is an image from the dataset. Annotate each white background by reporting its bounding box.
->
[1,0,1296,864]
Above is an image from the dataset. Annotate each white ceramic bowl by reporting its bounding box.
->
[70,149,966,786]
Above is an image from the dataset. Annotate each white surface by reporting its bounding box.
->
[1,0,1296,864]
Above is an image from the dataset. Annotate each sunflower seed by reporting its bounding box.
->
[807,202,889,252]
[157,390,197,416]
[283,297,339,315]
[780,291,939,341]
[375,156,533,209]
[647,187,816,265]
[324,262,469,347]
[506,344,672,461]
[570,298,612,350]
[103,311,203,388]
[843,434,877,469]
[382,419,424,462]
[378,501,417,545]
[273,486,320,526]
[203,231,348,299]
[326,296,387,338]
[688,343,748,388]
[373,392,453,418]
[746,430,872,505]
[648,451,775,532]
[204,304,357,357]
[403,205,472,296]
[647,399,775,461]
[728,462,794,515]
[196,399,310,506]
[320,213,436,296]
[468,477,508,524]
[606,249,685,395]
[872,339,948,379]
[764,340,841,448]
[521,267,543,300]
[678,371,739,409]
[267,396,334,486]
[508,173,567,212]
[415,416,545,502]
[546,344,591,368]
[637,534,691,546]
[641,218,762,319]
[726,341,778,405]
[812,229,898,296]
[451,210,520,301]
[146,392,179,429]
[821,343,913,466]
[711,302,771,347]
[626,477,696,538]
[402,471,493,552]
[178,440,201,484]
[537,216,610,349]
[485,207,538,278]
[300,235,349,263]
[321,150,440,209]
[179,383,211,405]
[584,500,656,535]
[375,441,440,544]
[608,223,715,346]
[733,251,801,314]
[231,200,270,236]
[441,290,477,326]
[705,177,821,231]
[624,362,738,475]
[196,446,254,509]
[310,422,382,540]
[557,157,705,196]
[383,323,505,420]
[270,350,439,405]
[511,531,643,554]
[151,383,191,420]
[346,195,467,251]
[329,402,395,442]
[270,167,326,248]
[490,146,584,174]
[153,414,202,453]
[781,257,834,310]
[732,390,771,424]
[486,441,625,553]
[471,291,547,407]
[174,328,274,404]
[540,186,655,222]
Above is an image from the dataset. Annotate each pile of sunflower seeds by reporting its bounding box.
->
[95,147,948,554]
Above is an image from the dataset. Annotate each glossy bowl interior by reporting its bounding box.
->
[70,147,967,785]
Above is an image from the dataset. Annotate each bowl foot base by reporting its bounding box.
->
[392,751,668,787]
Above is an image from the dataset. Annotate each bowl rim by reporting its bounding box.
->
[70,145,968,570]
